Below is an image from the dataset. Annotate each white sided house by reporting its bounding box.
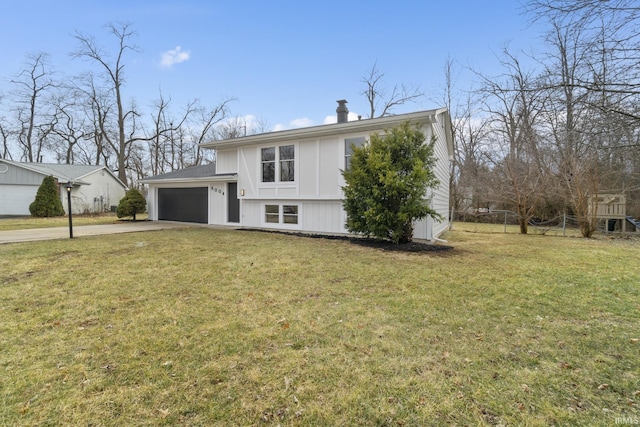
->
[0,159,127,216]
[142,104,454,241]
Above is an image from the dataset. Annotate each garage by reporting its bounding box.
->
[0,184,39,216]
[157,187,208,223]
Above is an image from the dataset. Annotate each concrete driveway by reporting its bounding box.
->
[0,221,192,244]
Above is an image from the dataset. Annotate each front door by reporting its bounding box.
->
[227,182,240,223]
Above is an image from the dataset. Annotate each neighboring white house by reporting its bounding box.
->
[0,159,127,216]
[141,103,454,241]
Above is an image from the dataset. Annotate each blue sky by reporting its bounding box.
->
[0,1,545,132]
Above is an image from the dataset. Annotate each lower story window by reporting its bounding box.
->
[264,204,299,225]
[283,205,298,224]
[265,205,279,223]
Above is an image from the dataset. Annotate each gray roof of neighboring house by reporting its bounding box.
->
[0,160,125,187]
[22,163,105,181]
[140,163,235,183]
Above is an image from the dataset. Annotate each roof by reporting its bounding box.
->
[140,163,237,184]
[0,159,126,188]
[201,108,449,150]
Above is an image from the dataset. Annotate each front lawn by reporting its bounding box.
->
[0,224,638,425]
[0,213,129,231]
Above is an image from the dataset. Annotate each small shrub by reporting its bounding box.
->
[29,176,65,217]
[116,188,146,221]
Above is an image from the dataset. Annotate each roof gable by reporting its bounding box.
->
[0,159,126,188]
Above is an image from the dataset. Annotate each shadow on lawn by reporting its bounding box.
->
[241,228,455,253]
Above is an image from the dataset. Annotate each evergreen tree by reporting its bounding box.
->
[342,122,441,244]
[116,188,146,220]
[29,175,65,217]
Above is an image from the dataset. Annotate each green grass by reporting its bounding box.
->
[1,223,639,426]
[0,213,148,231]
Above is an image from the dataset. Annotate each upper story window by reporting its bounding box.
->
[262,144,295,182]
[262,147,276,182]
[344,137,367,170]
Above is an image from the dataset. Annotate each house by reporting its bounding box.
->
[0,159,127,216]
[141,102,454,241]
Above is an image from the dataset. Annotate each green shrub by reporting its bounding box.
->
[116,188,146,220]
[29,175,65,217]
[342,122,441,243]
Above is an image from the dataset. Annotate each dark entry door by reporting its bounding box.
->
[227,183,240,223]
[158,187,208,223]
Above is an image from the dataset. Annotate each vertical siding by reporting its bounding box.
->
[209,183,226,223]
[238,147,257,196]
[66,170,126,214]
[298,140,318,196]
[0,163,46,185]
[318,137,341,196]
[147,187,157,220]
[216,150,237,174]
[241,201,261,228]
[429,111,452,238]
[301,201,344,233]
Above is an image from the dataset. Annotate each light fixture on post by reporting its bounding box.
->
[65,181,74,239]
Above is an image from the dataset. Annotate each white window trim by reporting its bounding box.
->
[261,202,301,229]
[259,143,297,186]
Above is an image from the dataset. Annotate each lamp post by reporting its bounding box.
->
[66,181,73,239]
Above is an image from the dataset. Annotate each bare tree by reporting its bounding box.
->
[361,62,423,118]
[214,114,269,140]
[78,73,116,167]
[71,22,140,184]
[10,53,57,162]
[0,94,11,159]
[186,99,233,166]
[0,123,10,160]
[147,91,178,176]
[49,90,89,164]
[145,96,233,175]
[477,49,552,233]
[526,0,640,122]
[441,57,492,217]
[539,20,603,236]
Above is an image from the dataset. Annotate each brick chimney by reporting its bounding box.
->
[336,99,348,124]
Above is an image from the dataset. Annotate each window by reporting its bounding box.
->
[283,205,298,224]
[345,137,367,170]
[264,204,299,225]
[280,145,295,182]
[261,147,276,182]
[262,145,295,182]
[265,204,279,223]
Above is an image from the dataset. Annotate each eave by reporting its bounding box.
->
[201,109,440,150]
[140,173,237,185]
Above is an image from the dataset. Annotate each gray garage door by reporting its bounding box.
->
[158,187,208,223]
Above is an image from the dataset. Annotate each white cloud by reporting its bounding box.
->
[323,115,336,125]
[324,111,361,124]
[273,117,314,131]
[160,46,190,68]
[275,112,363,131]
[289,117,314,128]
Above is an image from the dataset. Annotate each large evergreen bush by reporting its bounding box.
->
[29,175,65,217]
[116,188,146,220]
[342,122,441,244]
